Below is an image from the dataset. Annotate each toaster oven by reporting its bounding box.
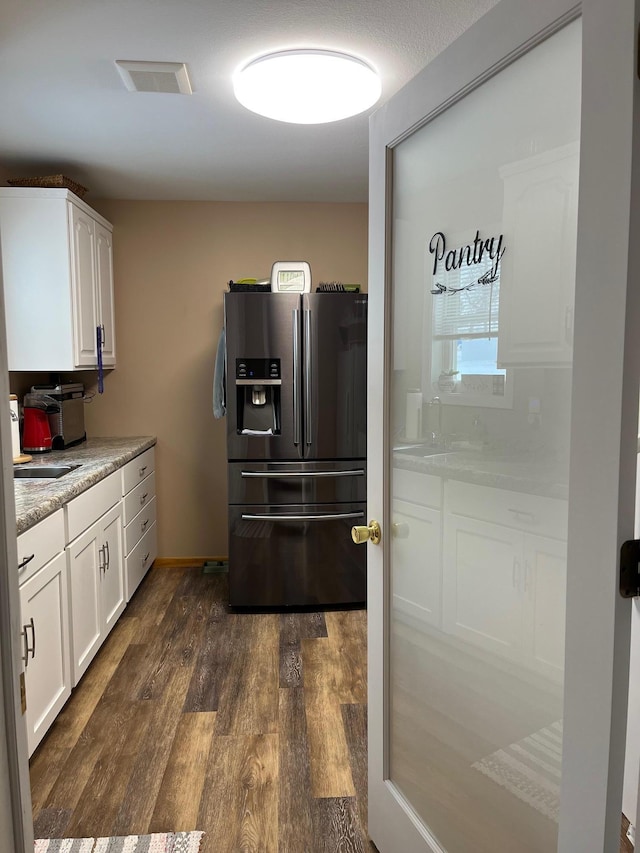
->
[30,383,86,449]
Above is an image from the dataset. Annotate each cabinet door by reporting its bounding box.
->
[497,143,579,366]
[67,522,102,685]
[95,222,116,367]
[392,499,441,628]
[69,203,98,367]
[100,503,125,636]
[523,533,567,681]
[19,552,71,756]
[443,514,523,659]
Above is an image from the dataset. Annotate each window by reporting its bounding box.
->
[423,235,513,408]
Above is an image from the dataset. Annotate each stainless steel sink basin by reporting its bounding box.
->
[393,445,450,458]
[14,464,81,479]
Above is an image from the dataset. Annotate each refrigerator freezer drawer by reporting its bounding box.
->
[228,460,366,505]
[228,502,367,607]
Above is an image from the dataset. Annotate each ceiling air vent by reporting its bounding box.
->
[115,60,193,94]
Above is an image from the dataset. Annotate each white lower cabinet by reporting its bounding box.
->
[121,448,157,601]
[442,480,567,681]
[392,499,442,628]
[67,524,101,685]
[19,551,70,757]
[16,447,156,752]
[66,475,125,685]
[523,533,567,679]
[443,514,523,658]
[126,520,158,602]
[392,468,442,628]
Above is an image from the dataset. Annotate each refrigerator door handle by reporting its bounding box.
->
[241,511,365,522]
[293,308,301,446]
[241,469,365,479]
[304,308,312,447]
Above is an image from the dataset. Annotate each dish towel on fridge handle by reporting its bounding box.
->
[213,325,226,418]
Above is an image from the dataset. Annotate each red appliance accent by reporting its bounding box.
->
[22,407,52,453]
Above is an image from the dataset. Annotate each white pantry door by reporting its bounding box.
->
[366,1,640,852]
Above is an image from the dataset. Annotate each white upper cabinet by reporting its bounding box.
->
[0,187,116,371]
[95,222,116,366]
[497,143,579,367]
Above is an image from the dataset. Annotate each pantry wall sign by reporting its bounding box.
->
[429,230,506,295]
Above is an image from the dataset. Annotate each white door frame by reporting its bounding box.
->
[367,0,640,850]
[0,237,33,850]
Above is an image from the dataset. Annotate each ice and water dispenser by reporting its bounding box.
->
[235,358,281,435]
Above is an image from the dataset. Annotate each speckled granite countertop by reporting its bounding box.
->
[14,436,156,535]
[393,446,569,500]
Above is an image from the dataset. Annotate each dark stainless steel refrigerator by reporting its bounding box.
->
[224,291,367,607]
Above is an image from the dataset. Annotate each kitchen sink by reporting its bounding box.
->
[14,464,82,479]
[393,445,450,458]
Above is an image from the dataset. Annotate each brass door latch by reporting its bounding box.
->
[351,519,382,545]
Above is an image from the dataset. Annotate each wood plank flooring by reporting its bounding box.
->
[29,565,375,852]
[29,564,633,852]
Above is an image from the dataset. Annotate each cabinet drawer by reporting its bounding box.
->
[393,468,441,509]
[125,522,157,601]
[444,480,567,541]
[122,448,155,496]
[123,472,155,525]
[66,471,120,543]
[18,509,65,585]
[124,496,156,556]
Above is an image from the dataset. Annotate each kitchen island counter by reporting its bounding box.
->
[14,436,156,534]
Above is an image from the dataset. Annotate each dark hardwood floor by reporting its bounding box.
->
[29,565,375,852]
[29,564,634,852]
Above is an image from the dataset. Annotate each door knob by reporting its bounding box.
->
[392,522,410,539]
[352,520,381,545]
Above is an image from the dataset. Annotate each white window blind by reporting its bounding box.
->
[432,256,500,339]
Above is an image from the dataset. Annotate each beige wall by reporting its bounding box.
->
[82,200,368,558]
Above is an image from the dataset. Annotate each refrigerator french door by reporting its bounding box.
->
[224,292,367,607]
[225,292,367,461]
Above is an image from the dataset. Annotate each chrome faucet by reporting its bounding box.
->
[428,396,443,447]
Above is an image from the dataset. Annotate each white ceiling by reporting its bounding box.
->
[0,0,499,203]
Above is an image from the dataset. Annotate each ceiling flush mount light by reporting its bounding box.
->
[233,49,381,124]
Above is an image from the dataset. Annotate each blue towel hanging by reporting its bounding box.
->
[213,326,226,418]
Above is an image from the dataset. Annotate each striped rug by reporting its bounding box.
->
[472,719,563,822]
[35,832,204,853]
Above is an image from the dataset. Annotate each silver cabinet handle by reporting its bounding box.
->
[141,518,150,533]
[98,545,106,574]
[241,511,364,522]
[140,493,148,505]
[512,557,520,589]
[564,306,573,344]
[241,469,364,479]
[105,540,110,572]
[22,617,35,666]
[304,308,312,446]
[100,324,106,347]
[139,465,147,477]
[18,553,35,572]
[508,508,536,523]
[142,551,150,566]
[293,308,301,446]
